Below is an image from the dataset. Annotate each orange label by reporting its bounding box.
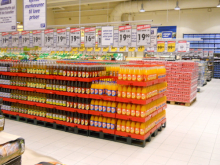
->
[117,108,121,114]
[121,125,125,132]
[122,108,126,115]
[130,127,134,133]
[122,91,126,98]
[136,93,141,99]
[126,109,130,116]
[123,74,127,80]
[141,111,145,118]
[117,125,121,131]
[136,110,140,117]
[118,91,122,97]
[132,92,136,99]
[126,126,130,133]
[140,129,145,135]
[127,74,131,81]
[141,93,146,100]
[132,74,136,81]
[127,92,131,99]
[137,75,142,82]
[131,110,135,116]
[135,128,139,134]
[118,73,122,80]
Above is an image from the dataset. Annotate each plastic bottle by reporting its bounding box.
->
[107,118,111,129]
[126,103,131,116]
[132,67,137,81]
[117,102,122,114]
[111,102,116,113]
[121,120,126,132]
[90,115,94,126]
[98,100,103,112]
[122,103,127,115]
[117,119,121,131]
[94,100,99,111]
[140,123,145,135]
[141,105,146,118]
[112,84,117,97]
[102,117,107,129]
[126,121,131,133]
[98,116,103,128]
[130,121,135,134]
[103,101,107,112]
[136,105,141,117]
[127,86,132,99]
[123,67,127,81]
[94,116,99,127]
[122,86,127,98]
[141,87,147,100]
[90,81,95,94]
[107,101,112,113]
[118,85,122,98]
[127,68,132,81]
[135,122,140,134]
[111,118,116,130]
[136,87,142,100]
[118,67,123,80]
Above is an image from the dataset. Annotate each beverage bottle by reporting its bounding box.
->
[126,103,131,116]
[127,86,131,99]
[140,123,145,135]
[102,117,107,129]
[98,100,103,112]
[136,87,141,100]
[141,87,147,100]
[111,118,116,130]
[90,81,95,94]
[126,120,131,133]
[90,115,94,126]
[94,100,99,111]
[132,67,137,81]
[122,103,126,115]
[118,85,122,97]
[81,82,86,94]
[107,101,111,113]
[117,102,122,114]
[77,81,82,93]
[117,119,121,131]
[111,102,116,113]
[122,67,127,81]
[77,113,81,124]
[86,82,91,94]
[78,66,82,77]
[122,86,127,98]
[74,112,78,124]
[103,101,107,112]
[107,82,111,96]
[86,67,90,78]
[56,80,61,91]
[112,84,117,97]
[74,66,78,77]
[121,120,126,132]
[99,82,104,95]
[67,81,71,92]
[135,122,140,134]
[62,80,67,92]
[58,65,63,76]
[131,104,136,116]
[56,95,60,106]
[107,118,111,129]
[118,67,122,80]
[62,96,67,107]
[66,66,70,77]
[94,82,99,95]
[52,79,56,90]
[136,105,141,117]
[70,81,74,93]
[85,114,89,126]
[74,81,78,93]
[63,65,67,76]
[85,99,90,110]
[141,105,146,118]
[98,116,102,127]
[82,66,86,78]
[78,97,82,109]
[130,121,135,134]
[81,114,85,125]
[137,68,143,82]
[94,116,99,127]
[90,99,95,111]
[127,68,132,81]
[70,65,74,77]
[74,97,78,109]
[70,112,73,123]
[81,98,85,110]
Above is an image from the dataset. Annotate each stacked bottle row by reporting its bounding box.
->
[91,79,117,96]
[90,116,116,130]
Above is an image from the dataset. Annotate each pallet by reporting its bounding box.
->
[89,130,115,141]
[167,98,196,107]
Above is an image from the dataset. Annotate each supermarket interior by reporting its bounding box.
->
[1,0,220,165]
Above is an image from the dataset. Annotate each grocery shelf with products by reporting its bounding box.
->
[0,61,167,147]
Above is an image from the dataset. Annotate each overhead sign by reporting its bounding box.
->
[70,28,81,47]
[22,31,30,47]
[33,30,42,47]
[151,28,157,47]
[130,29,137,48]
[57,29,67,47]
[0,0,17,32]
[23,0,46,30]
[162,31,173,38]
[118,25,131,46]
[113,30,119,47]
[44,29,54,47]
[97,30,102,47]
[101,26,113,46]
[178,40,187,52]
[2,32,9,47]
[167,41,176,52]
[84,27,96,47]
[157,41,165,52]
[136,24,151,46]
[11,32,19,47]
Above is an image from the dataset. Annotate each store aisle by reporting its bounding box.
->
[3,79,220,165]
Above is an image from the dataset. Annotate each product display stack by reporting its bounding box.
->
[214,62,220,78]
[197,61,207,87]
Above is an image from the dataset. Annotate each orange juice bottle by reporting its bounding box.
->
[131,104,136,116]
[90,115,94,126]
[122,86,127,98]
[111,118,116,130]
[135,122,140,134]
[126,103,131,116]
[123,67,127,81]
[117,102,122,114]
[141,87,147,100]
[127,86,131,99]
[126,120,131,133]
[131,67,137,81]
[121,120,126,132]
[141,105,146,118]
[90,82,95,94]
[94,116,99,127]
[107,118,111,129]
[122,103,127,115]
[118,67,123,80]
[118,85,122,97]
[103,101,107,112]
[102,117,107,129]
[137,68,143,82]
[136,87,141,100]
[99,83,104,95]
[117,119,121,131]
[111,102,116,113]
[98,100,103,112]
[107,101,112,113]
[136,105,141,117]
[130,121,135,134]
[127,68,132,81]
[94,100,99,111]
[131,87,136,99]
[140,123,145,135]
[112,84,117,97]
[90,100,95,111]
[98,116,103,127]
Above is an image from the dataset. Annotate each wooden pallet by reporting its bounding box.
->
[167,98,196,107]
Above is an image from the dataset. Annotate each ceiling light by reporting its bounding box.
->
[139,3,145,12]
[174,0,180,10]
[217,0,220,7]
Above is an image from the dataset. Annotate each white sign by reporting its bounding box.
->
[178,40,187,52]
[118,25,131,46]
[0,0,17,32]
[101,26,113,46]
[70,28,81,47]
[2,32,9,47]
[209,51,213,57]
[97,30,103,47]
[186,42,190,52]
[44,29,54,47]
[130,29,137,47]
[113,30,119,47]
[11,32,19,47]
[23,0,46,30]
[136,24,151,46]
[22,31,30,47]
[33,30,42,47]
[57,29,67,47]
[84,27,96,47]
[204,51,208,57]
[151,28,157,47]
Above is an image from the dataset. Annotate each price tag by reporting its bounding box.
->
[102,47,109,52]
[147,47,155,52]
[138,46,145,52]
[2,32,9,47]
[95,45,101,52]
[209,51,213,57]
[137,24,151,46]
[178,40,187,52]
[44,29,54,47]
[32,30,42,47]
[129,29,137,48]
[151,28,158,47]
[57,29,67,47]
[129,47,136,52]
[11,32,19,47]
[70,28,81,47]
[119,46,126,52]
[110,46,118,52]
[167,41,176,52]
[22,31,30,47]
[84,27,96,47]
[79,46,85,52]
[87,47,93,52]
[113,30,119,47]
[118,25,131,46]
[157,41,165,52]
[72,47,78,52]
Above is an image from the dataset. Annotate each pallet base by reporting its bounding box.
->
[167,98,196,107]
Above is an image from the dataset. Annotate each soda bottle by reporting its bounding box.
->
[135,122,140,134]
[121,120,126,132]
[136,105,141,117]
[127,68,132,81]
[77,113,81,124]
[112,84,117,97]
[102,101,107,112]
[86,67,90,78]
[63,65,67,76]
[62,80,67,92]
[74,97,78,109]
[136,87,141,100]
[99,82,104,95]
[70,97,73,108]
[94,100,99,111]
[78,81,82,93]
[78,97,82,109]
[81,114,85,125]
[137,68,143,82]
[140,123,145,135]
[85,99,90,110]
[58,65,63,76]
[90,81,95,94]
[118,67,122,80]
[70,112,73,123]
[67,66,70,77]
[94,82,99,95]
[78,66,82,77]
[82,66,86,78]
[130,121,135,134]
[98,100,103,112]
[94,116,99,127]
[132,67,137,81]
[141,105,146,118]
[102,117,107,129]
[70,65,74,77]
[122,86,127,98]
[81,98,85,110]
[126,120,131,133]
[74,66,78,77]
[81,82,86,94]
[111,119,116,130]
[122,103,126,115]
[126,104,131,116]
[85,114,89,126]
[107,101,111,113]
[131,104,136,117]
[98,116,102,127]
[122,67,127,81]
[111,102,116,113]
[86,82,91,94]
[90,115,94,126]
[74,81,78,93]
[107,118,111,129]
[141,87,147,100]
[67,81,71,92]
[117,119,121,131]
[127,86,131,99]
[90,99,95,111]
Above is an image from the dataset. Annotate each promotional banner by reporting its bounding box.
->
[167,41,176,52]
[162,31,173,39]
[2,32,9,47]
[22,31,30,47]
[84,27,96,47]
[44,29,54,47]
[178,40,187,52]
[118,25,131,46]
[11,32,19,47]
[136,24,151,46]
[70,28,81,47]
[56,29,67,47]
[101,26,113,46]
[23,0,46,30]
[32,30,42,47]
[0,0,17,32]
[157,41,165,52]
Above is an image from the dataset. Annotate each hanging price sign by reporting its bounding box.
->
[2,32,9,47]
[11,32,19,47]
[33,30,42,47]
[57,29,67,47]
[70,28,81,47]
[84,27,96,47]
[136,24,151,46]
[157,41,165,52]
[118,25,131,46]
[44,29,54,47]
[138,46,145,52]
[167,41,176,52]
[113,30,119,47]
[22,31,30,47]
[97,30,103,47]
[101,26,113,46]
[178,40,187,52]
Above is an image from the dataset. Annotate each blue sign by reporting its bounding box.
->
[162,31,173,38]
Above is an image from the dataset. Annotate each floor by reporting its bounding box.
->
[3,79,220,165]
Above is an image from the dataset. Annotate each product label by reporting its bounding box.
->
[91,88,95,94]
[99,89,103,95]
[90,120,94,126]
[98,121,102,127]
[127,74,132,81]
[78,103,82,109]
[136,93,141,99]
[111,124,115,130]
[86,104,90,110]
[74,87,78,93]
[103,122,107,128]
[86,88,90,94]
[122,108,126,115]
[67,87,71,92]
[141,93,146,100]
[78,72,82,77]
[140,128,144,135]
[126,109,131,116]
[122,91,126,98]
[136,110,140,117]
[99,105,103,111]
[111,107,116,113]
[126,126,130,133]
[141,111,145,117]
[130,127,134,133]
[86,72,89,78]
[121,125,125,132]
[112,90,116,97]
[117,108,121,114]
[78,87,81,93]
[117,125,121,131]
[137,75,142,81]
[132,74,137,81]
[107,123,111,129]
[71,71,74,77]
[107,90,112,96]
[135,128,140,134]
[90,104,94,110]
[82,104,85,109]
[131,110,135,116]
[82,88,85,94]
[107,107,111,113]
[94,121,98,127]
[127,92,131,99]
[82,72,86,78]
[123,74,127,80]
[118,73,122,80]
[95,89,99,95]
[95,105,99,111]
[118,91,121,97]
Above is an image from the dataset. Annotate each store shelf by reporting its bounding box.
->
[88,110,116,118]
[89,126,115,135]
[89,94,116,101]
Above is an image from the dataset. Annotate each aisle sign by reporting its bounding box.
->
[2,33,9,47]
[0,0,17,32]
[70,28,81,47]
[157,41,165,52]
[118,26,131,46]
[44,29,54,47]
[113,30,119,47]
[167,41,176,52]
[57,29,67,47]
[11,32,19,47]
[178,40,187,52]
[151,28,157,47]
[84,27,96,47]
[33,30,42,47]
[22,31,30,47]
[23,0,46,30]
[101,26,114,46]
[137,24,151,46]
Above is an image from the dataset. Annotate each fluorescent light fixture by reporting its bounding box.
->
[217,0,220,7]
[139,3,145,12]
[174,0,180,10]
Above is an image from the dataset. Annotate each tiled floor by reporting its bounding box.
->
[4,79,220,165]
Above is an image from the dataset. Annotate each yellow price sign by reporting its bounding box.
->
[119,46,126,51]
[56,51,59,54]
[102,47,109,52]
[110,47,117,52]
[138,46,145,52]
[60,51,64,54]
[167,41,176,52]
[95,47,101,52]
[79,46,85,51]
[1,48,4,52]
[64,51,69,54]
[129,47,136,52]
[72,47,78,52]
[87,47,93,52]
[157,41,165,52]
